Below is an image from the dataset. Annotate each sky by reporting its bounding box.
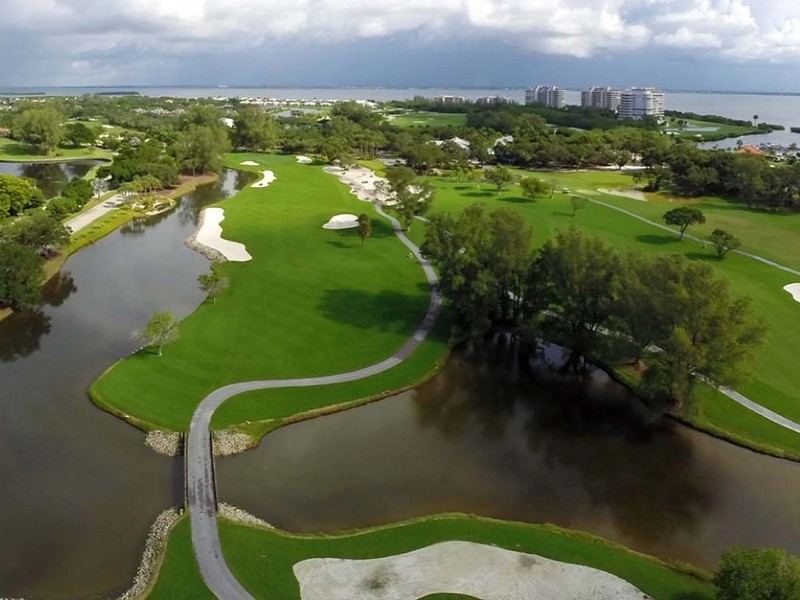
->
[2,0,800,91]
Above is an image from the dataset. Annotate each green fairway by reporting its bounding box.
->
[535,168,800,273]
[418,173,800,456]
[390,112,467,128]
[91,154,448,431]
[0,136,113,162]
[148,516,713,600]
[663,117,756,140]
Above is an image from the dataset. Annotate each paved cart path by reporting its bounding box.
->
[186,200,441,599]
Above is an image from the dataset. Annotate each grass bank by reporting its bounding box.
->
[147,515,713,600]
[91,154,448,432]
[418,171,800,458]
[389,112,468,128]
[0,137,113,162]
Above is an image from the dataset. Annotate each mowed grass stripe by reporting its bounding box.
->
[92,154,437,431]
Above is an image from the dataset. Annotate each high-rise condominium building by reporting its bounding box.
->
[581,86,622,112]
[618,88,665,120]
[524,86,566,108]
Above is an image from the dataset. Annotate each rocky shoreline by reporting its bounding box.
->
[184,208,227,262]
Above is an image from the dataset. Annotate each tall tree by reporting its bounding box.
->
[663,207,706,240]
[2,212,70,257]
[709,229,741,259]
[0,174,44,217]
[643,260,765,407]
[197,269,228,303]
[232,107,279,151]
[534,228,619,357]
[715,547,800,600]
[0,242,44,309]
[381,165,434,230]
[357,213,372,245]
[519,176,549,202]
[485,165,515,193]
[12,107,64,154]
[173,125,231,174]
[138,311,180,356]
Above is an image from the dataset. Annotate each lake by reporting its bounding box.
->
[219,336,800,570]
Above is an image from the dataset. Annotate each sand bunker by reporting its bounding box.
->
[240,160,259,166]
[293,541,650,600]
[252,170,276,188]
[186,207,251,262]
[598,188,647,202]
[323,214,359,230]
[297,155,313,164]
[784,283,800,303]
[324,165,394,205]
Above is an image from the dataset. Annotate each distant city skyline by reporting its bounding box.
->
[3,1,800,92]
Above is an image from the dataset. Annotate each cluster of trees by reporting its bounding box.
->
[0,212,71,309]
[379,166,435,230]
[661,146,800,210]
[0,174,44,218]
[715,547,800,600]
[47,178,93,219]
[423,207,765,409]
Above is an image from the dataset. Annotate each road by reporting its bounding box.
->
[186,203,441,599]
[64,194,123,233]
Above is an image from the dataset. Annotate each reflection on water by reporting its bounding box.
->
[0,160,104,198]
[219,336,800,569]
[0,169,246,599]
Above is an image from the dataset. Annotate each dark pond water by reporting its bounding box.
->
[0,169,253,599]
[0,160,106,198]
[219,335,800,570]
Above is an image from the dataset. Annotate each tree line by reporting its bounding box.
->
[422,205,765,411]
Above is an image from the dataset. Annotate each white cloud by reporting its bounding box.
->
[2,0,800,83]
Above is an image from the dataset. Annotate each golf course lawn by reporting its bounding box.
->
[417,173,800,457]
[147,516,713,600]
[90,153,449,432]
[540,168,800,273]
[390,112,468,128]
[0,136,113,162]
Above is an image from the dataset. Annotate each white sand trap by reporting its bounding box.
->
[293,541,650,600]
[190,207,251,262]
[323,214,359,229]
[252,170,276,188]
[598,188,648,202]
[297,155,313,164]
[240,160,259,166]
[323,165,394,205]
[784,283,800,303]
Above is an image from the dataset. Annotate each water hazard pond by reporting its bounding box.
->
[0,168,252,599]
[0,159,105,198]
[219,338,800,571]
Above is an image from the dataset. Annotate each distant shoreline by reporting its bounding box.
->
[3,86,800,97]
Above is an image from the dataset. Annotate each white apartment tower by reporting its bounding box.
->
[581,86,622,112]
[525,86,566,108]
[618,88,665,120]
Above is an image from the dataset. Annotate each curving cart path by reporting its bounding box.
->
[187,203,441,599]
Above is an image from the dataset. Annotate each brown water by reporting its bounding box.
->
[0,169,253,599]
[0,160,104,198]
[219,337,800,570]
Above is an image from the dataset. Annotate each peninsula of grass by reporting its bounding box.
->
[91,154,448,432]
[147,515,713,600]
[0,137,113,162]
[417,173,800,457]
[390,112,467,128]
